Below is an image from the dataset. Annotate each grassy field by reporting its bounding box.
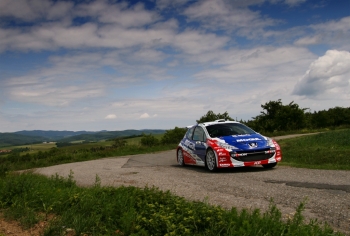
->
[1,134,165,155]
[0,130,349,235]
[278,129,350,170]
[3,142,56,154]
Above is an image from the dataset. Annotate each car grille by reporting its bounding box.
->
[231,149,275,162]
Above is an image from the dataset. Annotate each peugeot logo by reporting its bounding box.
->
[249,142,257,148]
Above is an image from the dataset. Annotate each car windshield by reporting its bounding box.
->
[206,123,256,138]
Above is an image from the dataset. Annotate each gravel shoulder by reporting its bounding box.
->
[32,148,350,235]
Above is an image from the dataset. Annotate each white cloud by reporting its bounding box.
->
[76,1,160,28]
[294,16,350,51]
[140,113,150,119]
[293,50,350,98]
[193,46,315,83]
[0,0,60,21]
[183,0,277,33]
[105,114,117,119]
[172,30,229,55]
[294,36,321,46]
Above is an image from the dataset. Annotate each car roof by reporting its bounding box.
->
[201,119,239,126]
[186,119,240,129]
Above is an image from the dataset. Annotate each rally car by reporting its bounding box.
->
[176,119,282,171]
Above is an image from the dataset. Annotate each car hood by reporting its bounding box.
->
[217,133,268,150]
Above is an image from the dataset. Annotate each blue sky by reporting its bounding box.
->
[0,0,349,132]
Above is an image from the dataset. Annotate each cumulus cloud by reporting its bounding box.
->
[105,114,117,119]
[140,113,150,119]
[0,0,73,21]
[293,50,350,98]
[139,113,158,119]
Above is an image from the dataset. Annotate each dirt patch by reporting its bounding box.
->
[0,213,49,236]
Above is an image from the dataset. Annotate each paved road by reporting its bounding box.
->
[33,133,350,234]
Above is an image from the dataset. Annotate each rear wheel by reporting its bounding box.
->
[205,149,217,171]
[177,148,185,166]
[262,162,277,168]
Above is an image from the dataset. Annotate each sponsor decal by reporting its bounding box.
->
[248,142,257,148]
[216,148,225,152]
[236,138,261,142]
[218,152,226,156]
[219,163,230,167]
[185,140,195,150]
[254,161,261,165]
[219,157,227,162]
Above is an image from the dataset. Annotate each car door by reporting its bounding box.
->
[182,126,196,164]
[192,126,207,162]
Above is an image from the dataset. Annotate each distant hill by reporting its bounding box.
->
[0,133,46,148]
[56,129,166,143]
[15,130,95,140]
[0,129,166,148]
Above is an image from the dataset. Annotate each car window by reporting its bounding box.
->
[193,126,206,142]
[206,123,256,137]
[186,127,195,139]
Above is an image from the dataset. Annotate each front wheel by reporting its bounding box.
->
[205,149,217,171]
[262,162,277,168]
[177,148,185,166]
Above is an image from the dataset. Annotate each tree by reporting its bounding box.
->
[196,110,234,123]
[161,127,187,144]
[252,99,307,132]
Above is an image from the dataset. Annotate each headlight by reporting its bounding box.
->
[266,138,274,147]
[218,142,238,150]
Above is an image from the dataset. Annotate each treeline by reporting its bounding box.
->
[243,100,350,134]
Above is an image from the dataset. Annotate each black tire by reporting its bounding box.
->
[205,149,217,171]
[262,162,277,168]
[177,148,185,166]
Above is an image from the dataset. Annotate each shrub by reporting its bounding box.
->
[113,138,127,148]
[161,127,186,144]
[141,134,159,147]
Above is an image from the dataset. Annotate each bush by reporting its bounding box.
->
[141,134,159,147]
[113,138,127,148]
[161,127,187,144]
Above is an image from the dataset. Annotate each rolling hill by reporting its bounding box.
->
[0,129,166,148]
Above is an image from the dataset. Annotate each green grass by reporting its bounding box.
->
[278,129,350,170]
[0,172,342,236]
